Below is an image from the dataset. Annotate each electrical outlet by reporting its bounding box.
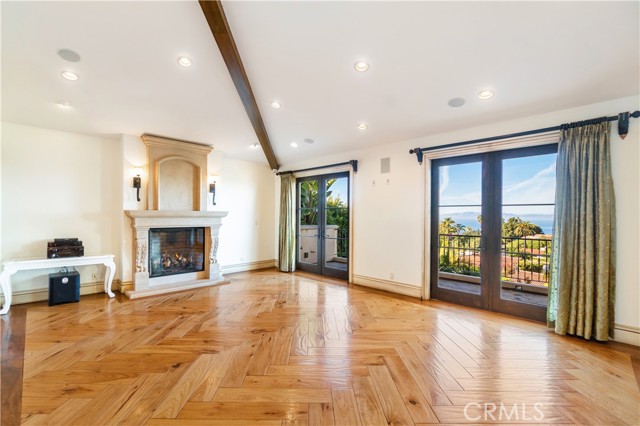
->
[372,179,376,186]
[390,272,394,280]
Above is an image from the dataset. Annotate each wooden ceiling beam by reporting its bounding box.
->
[199,0,279,170]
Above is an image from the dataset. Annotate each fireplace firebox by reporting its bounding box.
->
[149,227,205,278]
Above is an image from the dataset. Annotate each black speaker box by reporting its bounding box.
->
[48,271,80,306]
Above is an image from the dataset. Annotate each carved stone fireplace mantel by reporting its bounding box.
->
[124,210,229,299]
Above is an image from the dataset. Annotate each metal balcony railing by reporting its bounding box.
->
[438,233,552,287]
[337,229,348,258]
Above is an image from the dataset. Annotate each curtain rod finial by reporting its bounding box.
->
[410,148,424,165]
[620,110,640,139]
[618,112,630,139]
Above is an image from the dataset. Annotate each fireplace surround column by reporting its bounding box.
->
[209,232,220,280]
[134,229,150,291]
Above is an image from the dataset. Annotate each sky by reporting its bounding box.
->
[439,153,557,233]
[327,176,349,205]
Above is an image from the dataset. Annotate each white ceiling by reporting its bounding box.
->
[2,1,639,168]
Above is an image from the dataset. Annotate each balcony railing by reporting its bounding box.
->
[438,233,552,287]
[337,229,348,258]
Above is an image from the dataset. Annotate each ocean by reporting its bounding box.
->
[443,213,554,235]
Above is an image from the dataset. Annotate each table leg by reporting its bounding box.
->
[0,268,14,315]
[103,261,116,298]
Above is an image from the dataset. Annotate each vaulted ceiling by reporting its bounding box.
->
[2,1,638,168]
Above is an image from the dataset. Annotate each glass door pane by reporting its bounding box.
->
[499,152,556,309]
[323,175,349,279]
[297,178,321,273]
[432,158,484,308]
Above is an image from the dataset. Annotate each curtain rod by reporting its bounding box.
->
[409,110,640,164]
[276,159,358,176]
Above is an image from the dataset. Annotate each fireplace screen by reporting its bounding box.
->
[149,227,205,278]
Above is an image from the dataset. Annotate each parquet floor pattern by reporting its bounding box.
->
[17,270,640,425]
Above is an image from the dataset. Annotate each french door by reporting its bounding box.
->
[430,144,557,322]
[296,172,349,279]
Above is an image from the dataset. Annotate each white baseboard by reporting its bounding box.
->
[613,323,640,346]
[0,279,118,306]
[222,259,277,275]
[352,274,421,298]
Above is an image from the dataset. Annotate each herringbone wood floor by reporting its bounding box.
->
[6,269,640,425]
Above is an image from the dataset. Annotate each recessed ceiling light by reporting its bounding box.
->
[56,100,72,108]
[57,49,81,62]
[448,97,466,107]
[249,143,259,149]
[61,71,79,81]
[304,138,314,144]
[270,101,281,109]
[354,61,369,72]
[357,123,368,130]
[290,142,298,148]
[177,56,192,67]
[478,90,494,100]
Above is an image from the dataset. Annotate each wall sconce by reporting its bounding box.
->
[132,167,143,202]
[209,175,218,206]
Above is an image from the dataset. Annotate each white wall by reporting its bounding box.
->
[120,134,146,283]
[212,156,277,270]
[1,122,122,297]
[0,123,3,271]
[280,95,640,345]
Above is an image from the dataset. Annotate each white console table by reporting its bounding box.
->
[0,254,116,315]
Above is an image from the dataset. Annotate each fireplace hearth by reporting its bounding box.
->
[149,227,205,278]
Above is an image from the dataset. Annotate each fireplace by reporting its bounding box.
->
[124,210,228,299]
[124,135,228,299]
[149,227,205,278]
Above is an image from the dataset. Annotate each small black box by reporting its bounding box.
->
[48,271,80,306]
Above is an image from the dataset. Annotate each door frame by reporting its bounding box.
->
[295,171,350,280]
[429,144,557,322]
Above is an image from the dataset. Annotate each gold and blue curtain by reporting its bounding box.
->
[548,119,615,341]
[278,174,296,272]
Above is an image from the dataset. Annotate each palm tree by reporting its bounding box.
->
[502,217,543,237]
[439,217,457,235]
[299,179,337,225]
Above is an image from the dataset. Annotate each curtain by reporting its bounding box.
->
[278,174,296,272]
[548,120,616,341]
